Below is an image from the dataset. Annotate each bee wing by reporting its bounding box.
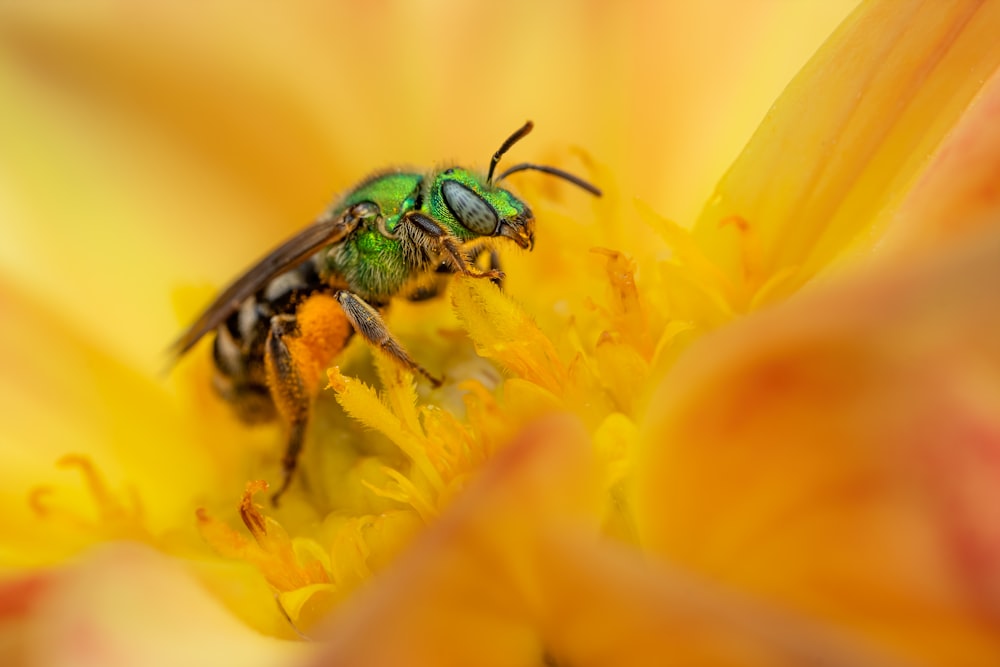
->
[169,207,364,360]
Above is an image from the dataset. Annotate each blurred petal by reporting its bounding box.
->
[689,0,1000,311]
[638,223,1000,663]
[307,414,905,667]
[0,275,207,563]
[0,6,320,372]
[7,0,988,664]
[536,534,909,667]
[309,415,596,667]
[884,65,1000,252]
[0,1,858,372]
[0,543,306,667]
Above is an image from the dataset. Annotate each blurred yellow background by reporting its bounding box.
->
[7,5,1000,663]
[0,1,857,375]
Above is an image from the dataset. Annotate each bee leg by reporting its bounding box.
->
[264,314,311,506]
[478,246,504,289]
[408,246,503,302]
[460,243,504,287]
[335,290,443,387]
[403,211,504,282]
[405,275,447,302]
[264,293,354,506]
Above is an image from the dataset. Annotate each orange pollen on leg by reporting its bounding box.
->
[264,293,354,427]
[291,293,354,388]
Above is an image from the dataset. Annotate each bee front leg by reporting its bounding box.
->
[402,212,504,282]
[406,245,503,302]
[336,290,443,387]
[475,245,504,289]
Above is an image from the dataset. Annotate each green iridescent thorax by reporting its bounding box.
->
[427,167,530,243]
[321,167,534,302]
[340,171,423,233]
[323,171,424,302]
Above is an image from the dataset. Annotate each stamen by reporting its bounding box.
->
[28,454,147,540]
[240,479,270,542]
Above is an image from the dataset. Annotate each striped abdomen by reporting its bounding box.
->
[210,254,330,424]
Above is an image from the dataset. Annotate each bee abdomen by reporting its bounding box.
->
[211,255,325,424]
[212,372,276,424]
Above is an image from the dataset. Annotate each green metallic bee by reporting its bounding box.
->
[172,121,601,504]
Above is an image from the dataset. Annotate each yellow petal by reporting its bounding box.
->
[0,275,208,563]
[691,0,1000,311]
[638,224,1000,663]
[451,276,568,394]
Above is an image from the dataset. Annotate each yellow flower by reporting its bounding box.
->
[3,1,1000,666]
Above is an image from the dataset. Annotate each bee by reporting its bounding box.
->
[172,121,600,504]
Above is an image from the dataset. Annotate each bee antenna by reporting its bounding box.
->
[495,163,602,197]
[487,120,534,185]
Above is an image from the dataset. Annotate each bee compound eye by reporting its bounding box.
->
[441,180,498,235]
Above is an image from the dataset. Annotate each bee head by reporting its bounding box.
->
[432,168,535,250]
[429,121,600,251]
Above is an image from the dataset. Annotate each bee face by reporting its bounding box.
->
[494,198,535,251]
[433,168,536,250]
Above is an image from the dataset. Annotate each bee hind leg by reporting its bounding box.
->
[263,293,354,506]
[336,290,443,387]
[264,314,311,506]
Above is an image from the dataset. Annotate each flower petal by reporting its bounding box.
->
[690,0,1000,311]
[0,276,209,563]
[638,224,1000,663]
[308,415,597,667]
[305,414,909,667]
[1,542,306,667]
[535,533,909,667]
[884,65,1000,252]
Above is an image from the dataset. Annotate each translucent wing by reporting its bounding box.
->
[169,205,369,360]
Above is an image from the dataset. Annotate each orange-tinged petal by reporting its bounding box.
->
[0,573,49,666]
[690,0,1000,311]
[304,413,905,667]
[536,533,910,667]
[1,543,307,667]
[197,481,330,594]
[884,65,1000,252]
[637,224,1000,663]
[308,415,596,667]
